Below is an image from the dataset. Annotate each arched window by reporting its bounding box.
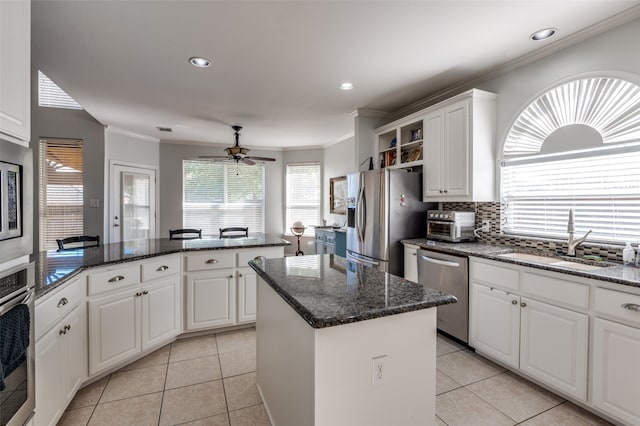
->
[501,77,640,243]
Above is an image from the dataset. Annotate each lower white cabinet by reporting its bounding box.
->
[35,304,87,426]
[592,318,640,425]
[185,270,236,330]
[237,267,257,323]
[403,244,418,282]
[89,276,180,375]
[470,279,588,401]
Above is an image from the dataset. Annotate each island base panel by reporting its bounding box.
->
[256,277,437,426]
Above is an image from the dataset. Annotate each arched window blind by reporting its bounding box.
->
[502,77,640,244]
[38,71,82,110]
[286,162,321,234]
[39,139,84,250]
[183,160,265,235]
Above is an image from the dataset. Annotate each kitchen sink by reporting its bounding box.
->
[496,252,615,271]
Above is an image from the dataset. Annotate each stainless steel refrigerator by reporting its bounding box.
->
[346,169,434,276]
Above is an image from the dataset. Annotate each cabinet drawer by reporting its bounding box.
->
[595,287,640,327]
[471,260,519,291]
[141,255,180,282]
[88,265,140,297]
[35,277,84,339]
[185,251,235,271]
[521,272,589,310]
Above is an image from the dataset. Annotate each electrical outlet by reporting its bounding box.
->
[481,220,490,232]
[372,355,387,387]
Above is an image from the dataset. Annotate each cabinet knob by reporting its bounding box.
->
[136,292,142,297]
[142,290,149,295]
[59,328,66,335]
[439,190,443,194]
[64,324,71,331]
[238,273,243,277]
[621,303,640,312]
[412,252,416,256]
[108,275,125,283]
[156,265,169,271]
[57,297,69,308]
[443,189,448,193]
[520,302,527,308]
[228,275,234,279]
[512,300,518,305]
[206,259,219,264]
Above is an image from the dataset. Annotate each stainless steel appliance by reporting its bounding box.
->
[417,249,468,343]
[0,262,35,426]
[426,210,475,243]
[346,169,434,276]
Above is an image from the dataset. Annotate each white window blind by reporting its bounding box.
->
[183,160,265,235]
[502,147,640,243]
[38,71,83,110]
[39,139,84,250]
[286,162,321,234]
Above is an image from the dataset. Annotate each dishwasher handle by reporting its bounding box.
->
[418,254,461,268]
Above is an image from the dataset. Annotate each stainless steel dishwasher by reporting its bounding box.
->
[417,249,469,343]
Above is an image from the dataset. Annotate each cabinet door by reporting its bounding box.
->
[141,276,180,350]
[63,304,88,405]
[89,288,141,375]
[185,271,236,330]
[443,99,470,197]
[470,283,520,368]
[237,267,257,323]
[35,323,64,426]
[404,245,418,282]
[423,110,444,198]
[0,0,30,145]
[593,318,640,425]
[520,297,588,401]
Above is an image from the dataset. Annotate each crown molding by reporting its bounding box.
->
[394,5,640,118]
[323,131,354,148]
[350,108,392,119]
[105,125,160,143]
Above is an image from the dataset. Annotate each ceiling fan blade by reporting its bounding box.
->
[246,156,276,162]
[241,158,255,165]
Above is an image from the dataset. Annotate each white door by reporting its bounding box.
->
[470,283,520,368]
[141,277,180,349]
[519,297,588,401]
[186,271,236,330]
[443,99,470,197]
[593,318,640,425]
[110,164,156,243]
[35,324,64,426]
[63,305,88,404]
[237,267,257,323]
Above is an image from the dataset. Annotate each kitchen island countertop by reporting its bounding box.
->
[34,235,290,298]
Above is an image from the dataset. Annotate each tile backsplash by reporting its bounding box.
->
[441,202,624,262]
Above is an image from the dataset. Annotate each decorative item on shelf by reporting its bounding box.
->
[384,150,396,167]
[410,128,422,142]
[390,137,397,148]
[290,221,306,256]
[408,148,421,162]
[401,151,409,163]
[329,176,347,214]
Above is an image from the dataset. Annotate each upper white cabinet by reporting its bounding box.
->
[0,0,30,146]
[423,90,496,201]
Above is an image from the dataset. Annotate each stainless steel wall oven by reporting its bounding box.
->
[0,262,35,426]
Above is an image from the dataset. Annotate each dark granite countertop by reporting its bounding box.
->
[248,254,457,329]
[402,239,640,289]
[34,235,290,299]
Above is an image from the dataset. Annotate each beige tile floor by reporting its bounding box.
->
[57,328,611,426]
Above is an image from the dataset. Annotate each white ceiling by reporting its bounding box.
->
[32,1,640,149]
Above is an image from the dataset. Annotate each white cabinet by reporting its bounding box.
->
[183,247,284,331]
[0,0,30,145]
[469,258,589,401]
[403,243,419,282]
[88,256,181,375]
[35,304,87,426]
[422,90,496,201]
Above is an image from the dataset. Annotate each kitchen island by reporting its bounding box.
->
[249,254,456,426]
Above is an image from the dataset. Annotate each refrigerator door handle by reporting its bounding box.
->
[418,255,461,268]
[357,184,365,243]
[347,252,379,266]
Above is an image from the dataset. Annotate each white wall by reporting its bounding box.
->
[158,141,283,238]
[322,136,355,224]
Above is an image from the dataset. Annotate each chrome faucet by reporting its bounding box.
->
[567,208,592,256]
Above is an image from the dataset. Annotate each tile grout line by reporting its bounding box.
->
[84,373,112,426]
[157,342,173,426]
[513,400,568,425]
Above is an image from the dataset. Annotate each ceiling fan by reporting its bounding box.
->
[198,125,276,165]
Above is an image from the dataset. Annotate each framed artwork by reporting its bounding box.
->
[329,176,347,214]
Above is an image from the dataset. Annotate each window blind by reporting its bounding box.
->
[183,161,265,235]
[286,163,321,234]
[502,148,640,243]
[38,71,83,110]
[39,139,84,250]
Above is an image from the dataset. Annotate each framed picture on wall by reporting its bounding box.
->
[329,176,347,214]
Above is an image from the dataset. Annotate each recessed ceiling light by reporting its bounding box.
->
[530,28,556,41]
[189,57,211,67]
[340,82,354,91]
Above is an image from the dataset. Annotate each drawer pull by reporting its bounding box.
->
[142,290,149,295]
[108,275,125,283]
[621,303,640,312]
[57,297,69,308]
[206,259,219,264]
[156,265,169,271]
